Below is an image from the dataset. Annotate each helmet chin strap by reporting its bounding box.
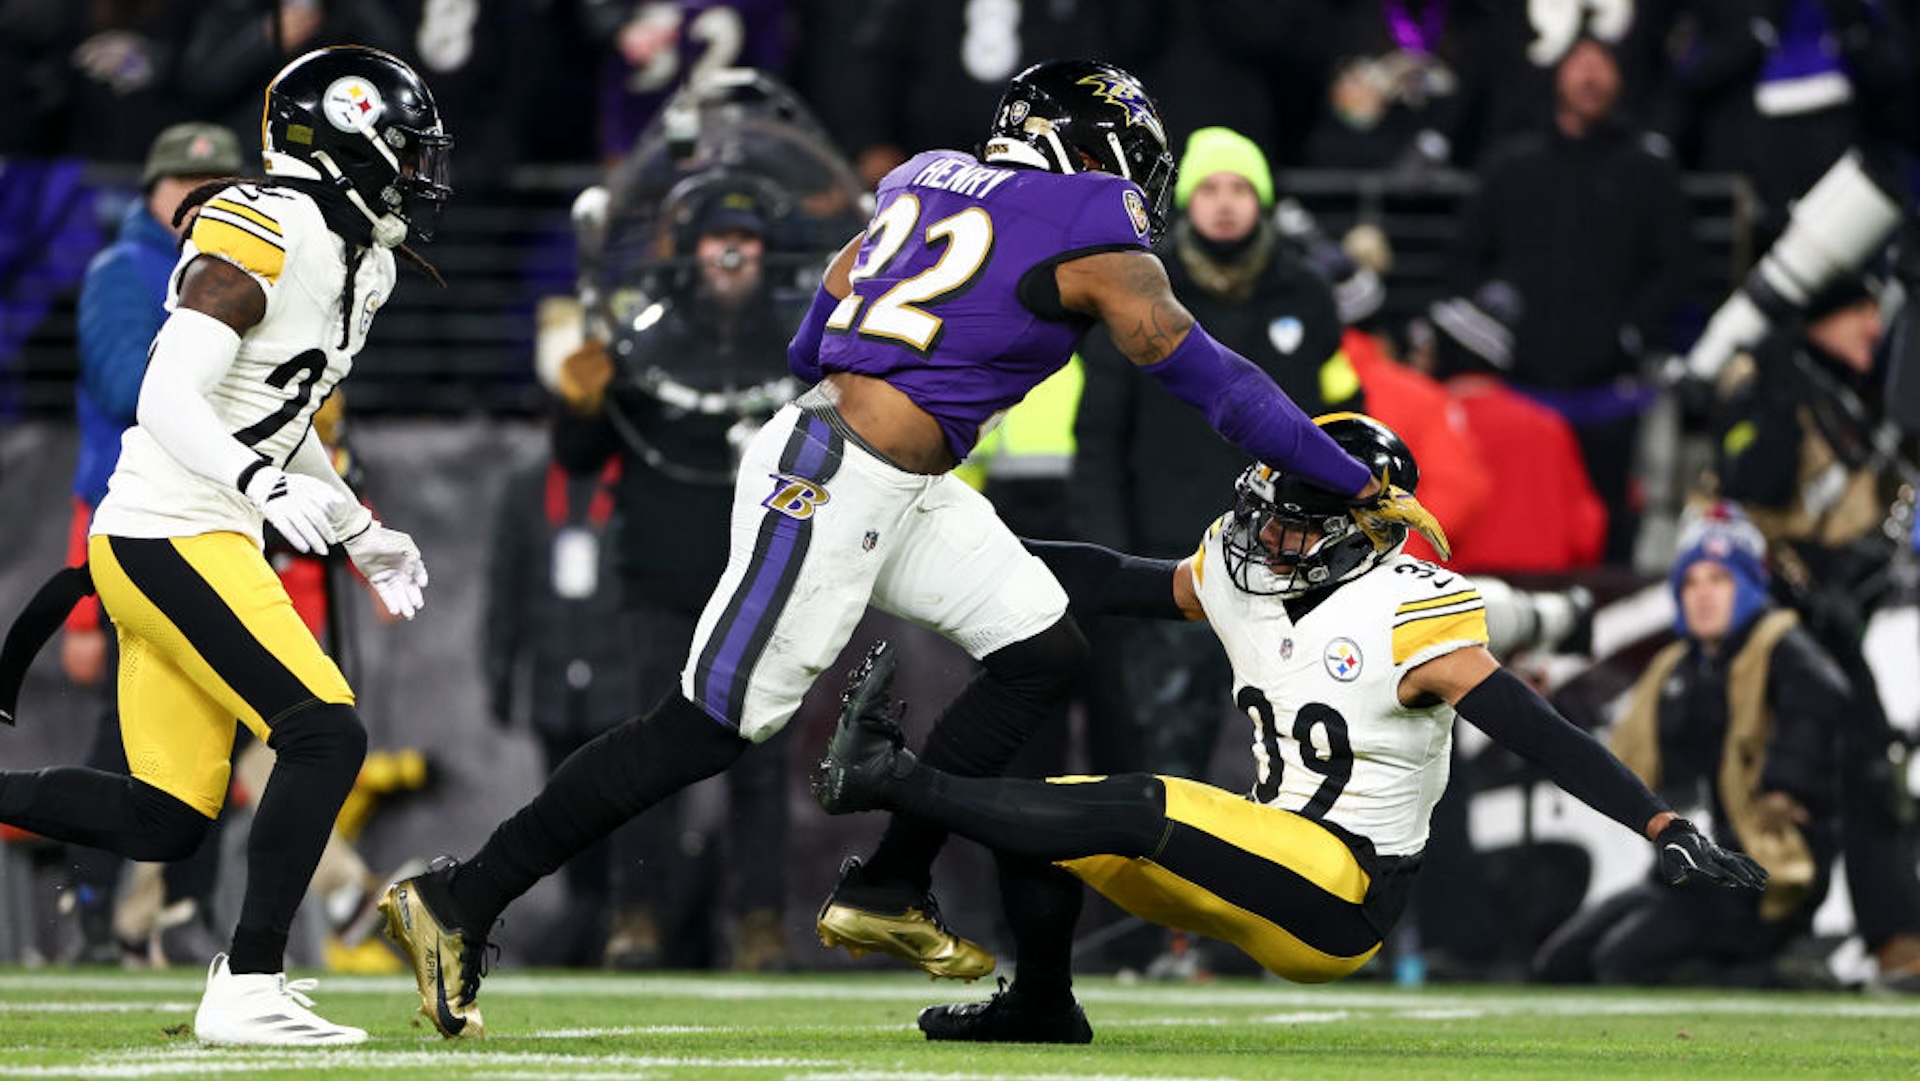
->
[311,150,408,248]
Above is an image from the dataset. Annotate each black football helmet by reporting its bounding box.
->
[262,46,453,243]
[982,59,1176,240]
[1222,413,1420,597]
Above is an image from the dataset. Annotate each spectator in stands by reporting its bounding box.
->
[545,173,808,972]
[1535,505,1842,988]
[1339,328,1492,563]
[174,0,407,163]
[59,1,192,164]
[382,0,543,191]
[1420,282,1607,574]
[1449,35,1695,563]
[483,443,643,967]
[1303,0,1488,171]
[0,0,79,155]
[1666,0,1912,224]
[1265,201,1493,558]
[1130,1,1329,168]
[834,0,1156,187]
[578,0,794,164]
[1713,274,1920,990]
[1074,126,1361,790]
[58,122,248,966]
[1472,1,1677,160]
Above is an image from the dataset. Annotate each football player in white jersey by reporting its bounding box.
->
[813,414,1767,1043]
[0,46,447,1045]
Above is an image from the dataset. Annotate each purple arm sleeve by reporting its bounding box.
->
[787,285,837,384]
[1139,325,1372,495]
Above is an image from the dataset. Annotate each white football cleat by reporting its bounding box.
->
[194,952,368,1046]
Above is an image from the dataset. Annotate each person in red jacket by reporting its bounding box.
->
[1341,327,1492,562]
[1421,284,1606,573]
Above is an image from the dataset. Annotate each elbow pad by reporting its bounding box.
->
[1140,326,1370,496]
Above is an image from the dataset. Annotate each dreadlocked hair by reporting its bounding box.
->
[174,178,445,347]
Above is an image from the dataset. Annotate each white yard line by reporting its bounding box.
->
[3,972,1919,1022]
[0,1048,838,1079]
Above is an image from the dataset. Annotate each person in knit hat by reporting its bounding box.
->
[1667,503,1774,641]
[1535,501,1848,988]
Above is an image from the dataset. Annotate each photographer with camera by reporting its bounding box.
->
[1711,274,1920,990]
[546,173,808,971]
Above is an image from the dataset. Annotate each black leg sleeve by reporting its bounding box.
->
[887,772,1167,863]
[0,767,208,862]
[161,810,227,908]
[861,618,1088,892]
[452,693,749,932]
[229,702,366,974]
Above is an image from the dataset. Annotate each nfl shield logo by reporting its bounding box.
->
[1123,189,1150,238]
[1279,638,1293,660]
[1269,316,1304,355]
[862,530,879,552]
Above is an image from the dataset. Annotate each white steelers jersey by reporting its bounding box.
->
[92,183,395,542]
[1189,519,1490,857]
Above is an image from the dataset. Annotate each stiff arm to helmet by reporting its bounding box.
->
[1353,480,1451,561]
[1223,414,1449,597]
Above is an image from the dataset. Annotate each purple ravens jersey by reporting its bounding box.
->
[816,150,1153,460]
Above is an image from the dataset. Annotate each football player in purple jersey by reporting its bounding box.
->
[380,59,1448,1038]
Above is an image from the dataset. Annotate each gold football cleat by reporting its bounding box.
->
[378,862,486,1038]
[816,897,994,981]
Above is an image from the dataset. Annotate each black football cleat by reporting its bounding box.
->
[811,640,916,814]
[917,978,1093,1043]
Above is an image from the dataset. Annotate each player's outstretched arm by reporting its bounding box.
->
[1020,538,1203,621]
[1056,250,1374,499]
[1407,645,1768,891]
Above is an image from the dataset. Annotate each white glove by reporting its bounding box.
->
[344,523,429,619]
[244,466,346,554]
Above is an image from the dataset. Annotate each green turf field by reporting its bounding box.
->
[0,968,1914,1079]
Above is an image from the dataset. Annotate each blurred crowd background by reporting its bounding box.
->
[4,0,1920,995]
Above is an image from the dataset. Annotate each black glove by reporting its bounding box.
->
[1655,818,1769,890]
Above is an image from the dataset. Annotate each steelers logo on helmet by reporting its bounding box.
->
[1124,189,1150,238]
[323,76,385,133]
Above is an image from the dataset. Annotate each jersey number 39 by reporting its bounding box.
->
[1240,686,1354,816]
